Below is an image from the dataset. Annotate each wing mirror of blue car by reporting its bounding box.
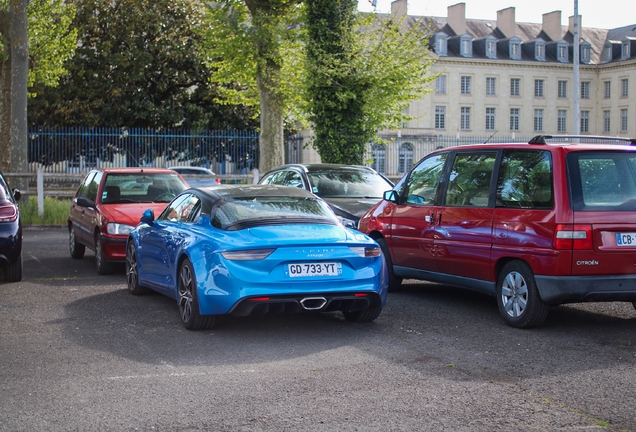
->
[383,190,397,202]
[140,208,155,225]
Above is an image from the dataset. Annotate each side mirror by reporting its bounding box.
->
[140,208,155,225]
[76,197,94,208]
[12,189,21,202]
[383,190,398,203]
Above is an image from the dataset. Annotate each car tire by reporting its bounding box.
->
[69,226,85,259]
[178,259,216,330]
[126,241,150,295]
[376,237,402,291]
[342,306,383,323]
[4,252,22,282]
[95,233,113,275]
[496,260,549,329]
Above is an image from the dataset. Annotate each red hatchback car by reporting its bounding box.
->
[359,135,636,328]
[68,168,189,274]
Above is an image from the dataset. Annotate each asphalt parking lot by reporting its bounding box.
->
[1,227,635,431]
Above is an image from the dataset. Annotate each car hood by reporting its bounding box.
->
[248,224,353,243]
[101,203,169,227]
[323,197,382,219]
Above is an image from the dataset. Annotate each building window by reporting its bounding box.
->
[604,110,611,132]
[604,45,613,62]
[371,144,386,175]
[581,111,589,133]
[535,42,545,61]
[581,44,591,63]
[558,44,568,62]
[558,80,567,98]
[510,41,521,59]
[486,39,497,58]
[435,75,446,94]
[510,78,520,96]
[621,78,629,97]
[558,110,567,133]
[461,76,471,94]
[622,41,631,59]
[621,109,628,132]
[461,36,473,57]
[398,143,414,174]
[534,109,544,132]
[534,79,544,97]
[604,81,611,99]
[510,108,520,131]
[460,107,471,130]
[581,81,590,99]
[435,34,448,56]
[485,108,496,131]
[486,77,496,96]
[435,106,446,129]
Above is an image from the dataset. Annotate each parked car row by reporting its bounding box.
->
[51,137,636,330]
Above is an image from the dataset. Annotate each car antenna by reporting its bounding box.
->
[484,130,498,144]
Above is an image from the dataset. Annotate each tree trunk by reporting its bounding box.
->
[0,10,11,173]
[256,73,284,174]
[9,0,28,187]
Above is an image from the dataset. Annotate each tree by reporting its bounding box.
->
[305,0,435,164]
[28,0,257,130]
[202,0,305,173]
[0,0,76,173]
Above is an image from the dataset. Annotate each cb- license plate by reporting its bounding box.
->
[616,232,636,246]
[288,262,342,277]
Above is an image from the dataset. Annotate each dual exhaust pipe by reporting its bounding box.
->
[300,297,327,310]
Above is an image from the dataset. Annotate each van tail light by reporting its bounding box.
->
[0,203,18,222]
[554,224,593,250]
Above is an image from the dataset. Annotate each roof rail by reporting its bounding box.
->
[529,135,636,145]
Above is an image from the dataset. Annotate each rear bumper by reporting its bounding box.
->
[535,274,636,304]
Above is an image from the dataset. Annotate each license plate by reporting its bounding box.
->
[288,262,341,277]
[616,233,636,246]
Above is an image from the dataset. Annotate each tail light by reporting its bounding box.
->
[221,248,276,260]
[0,203,18,222]
[554,224,593,250]
[349,246,382,257]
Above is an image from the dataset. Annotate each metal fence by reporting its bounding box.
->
[27,127,303,175]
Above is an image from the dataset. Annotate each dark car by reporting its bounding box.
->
[0,172,22,282]
[68,168,189,275]
[359,135,636,329]
[258,164,394,229]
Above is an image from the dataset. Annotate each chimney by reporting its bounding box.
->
[448,3,466,35]
[542,11,563,40]
[569,15,583,33]
[497,7,516,38]
[391,0,407,20]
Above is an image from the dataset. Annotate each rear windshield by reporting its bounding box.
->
[568,151,636,211]
[307,170,392,199]
[211,196,338,230]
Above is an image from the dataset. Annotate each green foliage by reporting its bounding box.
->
[305,4,436,164]
[201,0,306,129]
[28,0,257,130]
[19,196,70,225]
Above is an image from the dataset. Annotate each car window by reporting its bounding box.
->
[307,170,392,198]
[443,152,497,207]
[403,153,447,205]
[77,172,96,200]
[568,151,636,210]
[159,193,201,222]
[85,171,103,202]
[103,172,188,203]
[497,150,553,209]
[261,171,288,185]
[282,171,304,188]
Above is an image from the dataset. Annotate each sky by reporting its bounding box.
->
[358,0,636,30]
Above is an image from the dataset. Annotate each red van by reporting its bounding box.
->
[359,135,636,328]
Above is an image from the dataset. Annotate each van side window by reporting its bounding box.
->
[403,153,447,205]
[444,152,496,207]
[497,150,553,209]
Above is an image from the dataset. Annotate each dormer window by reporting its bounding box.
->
[557,41,568,63]
[622,39,631,60]
[435,33,448,56]
[581,43,591,63]
[604,43,613,62]
[535,40,546,61]
[460,35,473,57]
[486,36,497,59]
[509,38,521,60]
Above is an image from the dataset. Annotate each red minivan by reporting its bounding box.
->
[359,135,636,328]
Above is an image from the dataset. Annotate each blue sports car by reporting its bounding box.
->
[126,184,388,330]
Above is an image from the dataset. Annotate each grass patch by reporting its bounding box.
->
[19,196,71,226]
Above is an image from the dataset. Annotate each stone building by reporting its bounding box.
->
[295,0,636,179]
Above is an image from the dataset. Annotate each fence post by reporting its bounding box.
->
[37,167,44,217]
[252,168,259,184]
